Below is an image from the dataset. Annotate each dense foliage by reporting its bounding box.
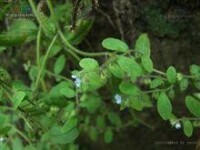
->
[0,0,200,149]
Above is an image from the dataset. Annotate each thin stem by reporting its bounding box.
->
[153,69,166,76]
[34,35,58,91]
[12,125,32,145]
[36,26,42,67]
[44,69,73,82]
[58,30,109,57]
[142,85,173,94]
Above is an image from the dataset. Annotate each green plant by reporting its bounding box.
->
[0,0,200,149]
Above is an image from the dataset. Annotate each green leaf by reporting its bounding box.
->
[119,82,140,96]
[157,92,172,120]
[54,55,66,74]
[179,78,189,91]
[81,71,106,92]
[150,78,163,89]
[12,138,23,150]
[49,45,62,57]
[141,56,154,73]
[12,91,26,109]
[0,126,11,136]
[135,33,150,57]
[80,94,102,113]
[0,47,6,52]
[166,66,177,84]
[104,128,113,143]
[9,19,38,41]
[89,126,98,141]
[60,87,75,98]
[102,38,129,52]
[129,94,152,111]
[79,58,99,70]
[190,65,200,76]
[96,115,105,129]
[107,112,122,126]
[50,127,79,144]
[63,118,78,132]
[185,96,200,117]
[117,56,143,81]
[130,98,143,111]
[108,64,125,78]
[49,81,74,98]
[182,119,193,137]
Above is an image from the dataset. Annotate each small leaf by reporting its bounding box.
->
[96,115,105,129]
[190,65,200,76]
[49,45,62,57]
[141,56,154,73]
[117,56,143,81]
[54,55,66,74]
[0,47,6,52]
[63,118,78,132]
[60,87,75,98]
[108,64,125,78]
[89,126,98,141]
[79,58,99,70]
[102,38,129,52]
[150,78,163,89]
[104,128,113,143]
[135,33,150,57]
[107,112,122,126]
[166,66,177,84]
[157,92,172,120]
[130,98,143,111]
[50,127,79,144]
[182,119,193,137]
[179,78,189,91]
[185,96,200,117]
[119,82,140,96]
[12,91,26,109]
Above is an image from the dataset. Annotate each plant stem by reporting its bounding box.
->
[142,85,173,94]
[46,0,110,57]
[12,125,32,145]
[153,69,166,76]
[34,35,58,91]
[36,26,42,67]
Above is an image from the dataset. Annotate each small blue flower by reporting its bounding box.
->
[114,94,122,104]
[0,137,5,142]
[175,123,181,130]
[71,75,81,88]
[170,119,182,130]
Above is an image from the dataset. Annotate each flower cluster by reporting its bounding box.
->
[114,94,122,104]
[71,75,81,88]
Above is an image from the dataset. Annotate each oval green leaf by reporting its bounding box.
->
[79,58,99,70]
[135,33,150,57]
[54,55,66,74]
[157,92,172,120]
[141,56,154,73]
[182,119,193,137]
[166,66,177,84]
[185,96,200,117]
[102,38,129,52]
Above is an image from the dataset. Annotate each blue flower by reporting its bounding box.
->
[175,123,181,129]
[71,75,81,88]
[114,94,122,104]
[170,119,182,130]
